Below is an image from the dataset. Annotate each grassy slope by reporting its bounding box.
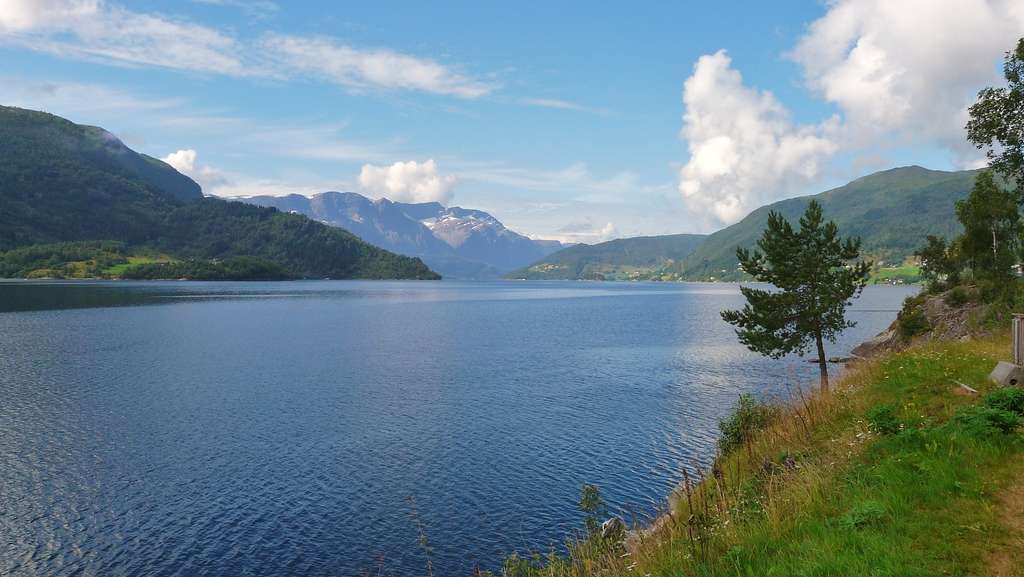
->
[502,335,1024,577]
[680,167,977,281]
[507,233,707,280]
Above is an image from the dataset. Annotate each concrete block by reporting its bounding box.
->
[989,361,1024,387]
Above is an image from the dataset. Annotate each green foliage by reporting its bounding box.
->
[507,234,707,280]
[578,484,606,536]
[718,394,779,455]
[865,404,902,435]
[0,106,199,251]
[967,38,1024,197]
[495,337,1024,577]
[839,500,889,530]
[154,198,440,280]
[954,405,1022,435]
[0,106,440,280]
[896,296,931,340]
[0,240,129,278]
[121,256,292,281]
[721,200,871,390]
[944,286,969,307]
[679,166,977,281]
[955,170,1019,281]
[914,235,960,290]
[983,386,1024,416]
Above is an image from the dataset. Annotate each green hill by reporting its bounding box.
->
[507,233,707,280]
[0,106,439,280]
[679,166,978,281]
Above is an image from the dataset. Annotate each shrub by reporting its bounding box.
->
[944,286,969,307]
[897,297,929,338]
[866,404,902,435]
[954,405,1022,435]
[718,394,779,455]
[840,500,889,529]
[983,387,1024,416]
[579,484,606,536]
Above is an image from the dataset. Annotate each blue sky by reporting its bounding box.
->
[1,1,1022,241]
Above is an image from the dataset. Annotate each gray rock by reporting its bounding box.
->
[989,361,1024,387]
[851,328,899,358]
[600,516,625,541]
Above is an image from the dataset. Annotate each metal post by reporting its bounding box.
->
[1014,314,1024,366]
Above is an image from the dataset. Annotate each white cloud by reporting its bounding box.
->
[0,78,182,115]
[262,34,493,98]
[161,149,197,173]
[0,1,492,98]
[789,0,1024,166]
[0,0,247,75]
[359,160,457,204]
[598,222,618,242]
[549,220,619,244]
[677,50,838,226]
[0,0,98,31]
[190,0,278,17]
[160,148,231,192]
[521,98,608,115]
[161,148,347,197]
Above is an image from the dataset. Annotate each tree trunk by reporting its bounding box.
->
[815,328,830,394]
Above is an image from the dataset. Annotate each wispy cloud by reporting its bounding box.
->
[454,160,666,200]
[521,97,609,115]
[260,34,495,98]
[0,0,493,98]
[0,78,184,114]
[190,0,279,18]
[0,0,249,75]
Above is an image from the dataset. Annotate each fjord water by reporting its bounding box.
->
[0,281,914,576]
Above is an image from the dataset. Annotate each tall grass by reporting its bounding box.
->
[494,335,1024,577]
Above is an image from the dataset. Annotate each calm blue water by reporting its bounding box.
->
[0,280,915,576]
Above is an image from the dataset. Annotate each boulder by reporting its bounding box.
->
[989,361,1024,387]
[851,328,899,358]
[600,516,625,541]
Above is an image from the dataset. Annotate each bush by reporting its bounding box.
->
[840,500,889,529]
[578,484,606,535]
[866,404,902,435]
[718,394,779,455]
[897,300,930,340]
[954,405,1022,435]
[944,286,969,307]
[983,387,1024,416]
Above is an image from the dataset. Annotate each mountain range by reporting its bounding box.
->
[0,106,437,280]
[676,166,976,281]
[242,192,567,279]
[0,106,980,284]
[509,166,976,282]
[507,234,708,280]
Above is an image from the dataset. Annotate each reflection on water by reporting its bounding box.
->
[0,280,915,576]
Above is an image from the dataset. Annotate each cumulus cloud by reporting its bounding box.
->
[678,50,838,226]
[677,1,1024,225]
[161,149,197,173]
[790,0,1024,165]
[358,160,457,204]
[161,148,232,193]
[262,34,493,98]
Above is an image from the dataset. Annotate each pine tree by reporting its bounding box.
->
[721,201,870,393]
